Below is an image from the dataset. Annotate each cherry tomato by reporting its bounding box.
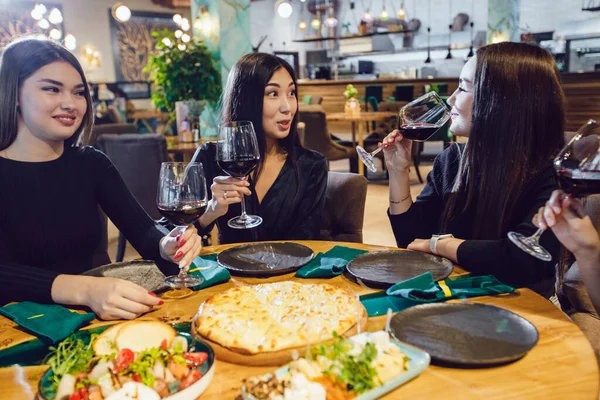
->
[132,373,141,382]
[179,369,202,390]
[113,348,135,373]
[183,352,208,367]
[78,387,89,400]
[161,339,168,350]
[68,393,81,400]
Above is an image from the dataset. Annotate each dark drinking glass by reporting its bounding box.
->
[157,162,207,288]
[509,120,600,261]
[357,91,451,173]
[217,121,262,229]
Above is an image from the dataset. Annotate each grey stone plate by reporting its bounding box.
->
[390,303,539,366]
[81,260,166,293]
[217,242,314,277]
[346,250,453,288]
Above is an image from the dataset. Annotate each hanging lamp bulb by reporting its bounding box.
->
[380,7,389,21]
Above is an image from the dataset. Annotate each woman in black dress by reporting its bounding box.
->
[381,42,565,297]
[192,53,328,244]
[0,38,202,319]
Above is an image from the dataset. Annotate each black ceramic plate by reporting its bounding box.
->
[390,303,539,366]
[81,260,166,292]
[346,250,453,288]
[217,242,314,277]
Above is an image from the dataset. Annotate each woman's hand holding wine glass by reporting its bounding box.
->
[203,176,252,220]
[159,224,203,271]
[532,190,600,258]
[380,130,413,174]
[157,162,207,288]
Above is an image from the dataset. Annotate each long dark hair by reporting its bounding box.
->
[0,37,94,151]
[443,42,565,239]
[220,53,302,181]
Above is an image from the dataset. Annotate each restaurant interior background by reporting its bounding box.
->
[1,0,600,249]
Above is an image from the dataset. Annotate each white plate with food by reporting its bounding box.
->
[240,330,430,400]
[38,319,215,400]
[193,281,368,366]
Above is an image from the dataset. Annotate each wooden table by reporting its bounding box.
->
[326,112,397,174]
[128,109,171,134]
[0,241,598,399]
[166,138,217,162]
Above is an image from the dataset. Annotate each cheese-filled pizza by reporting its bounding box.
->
[194,281,362,355]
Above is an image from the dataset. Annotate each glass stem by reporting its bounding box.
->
[177,225,188,277]
[531,228,544,242]
[371,147,383,157]
[239,196,249,222]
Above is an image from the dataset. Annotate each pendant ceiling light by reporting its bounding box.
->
[467,0,475,59]
[446,0,453,59]
[298,1,307,30]
[424,0,431,63]
[397,1,406,20]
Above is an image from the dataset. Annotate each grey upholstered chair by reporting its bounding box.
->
[319,172,368,243]
[95,134,168,261]
[298,106,357,170]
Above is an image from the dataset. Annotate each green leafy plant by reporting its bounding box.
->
[144,29,222,115]
[343,84,358,100]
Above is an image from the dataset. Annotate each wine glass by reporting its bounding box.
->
[508,120,600,261]
[157,162,207,288]
[217,121,262,229]
[357,91,451,173]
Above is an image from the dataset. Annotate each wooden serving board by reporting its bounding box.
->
[192,305,368,366]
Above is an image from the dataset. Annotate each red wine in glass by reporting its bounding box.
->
[557,170,600,198]
[218,157,259,179]
[398,122,441,141]
[508,119,600,261]
[158,201,207,226]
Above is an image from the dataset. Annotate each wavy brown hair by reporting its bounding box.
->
[0,37,94,150]
[443,42,566,239]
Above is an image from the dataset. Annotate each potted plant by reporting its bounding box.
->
[343,84,360,118]
[144,29,222,140]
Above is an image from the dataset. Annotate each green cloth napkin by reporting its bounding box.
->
[295,246,368,278]
[187,254,231,290]
[386,272,515,302]
[0,302,95,344]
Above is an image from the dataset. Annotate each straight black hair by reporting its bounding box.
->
[443,42,565,239]
[220,52,301,182]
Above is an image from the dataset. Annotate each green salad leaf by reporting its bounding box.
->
[44,334,97,391]
[310,332,380,394]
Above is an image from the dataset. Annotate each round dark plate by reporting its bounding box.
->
[346,250,453,288]
[217,242,314,277]
[390,303,539,366]
[81,260,166,293]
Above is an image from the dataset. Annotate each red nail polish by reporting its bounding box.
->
[177,239,186,248]
[174,250,183,260]
[148,292,157,297]
[158,300,164,305]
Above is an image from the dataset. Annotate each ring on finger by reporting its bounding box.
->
[223,191,228,200]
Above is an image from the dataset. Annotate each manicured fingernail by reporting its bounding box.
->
[174,251,183,260]
[158,300,164,305]
[176,235,181,242]
[148,292,157,297]
[178,239,186,248]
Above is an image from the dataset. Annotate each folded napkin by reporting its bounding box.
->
[0,302,95,344]
[187,254,231,290]
[386,272,515,302]
[295,246,368,278]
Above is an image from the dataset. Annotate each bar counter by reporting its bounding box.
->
[298,73,600,132]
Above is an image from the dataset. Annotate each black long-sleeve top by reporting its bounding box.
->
[0,146,175,305]
[389,143,560,297]
[191,142,328,244]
